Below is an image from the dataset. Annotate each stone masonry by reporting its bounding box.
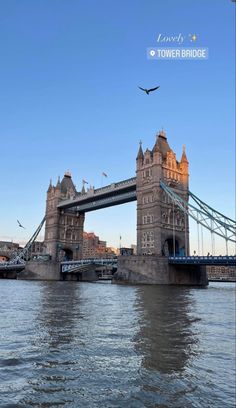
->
[136,130,189,257]
[44,172,84,261]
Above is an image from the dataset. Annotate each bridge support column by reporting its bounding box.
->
[136,131,189,259]
[18,260,61,280]
[44,173,85,261]
[114,256,208,286]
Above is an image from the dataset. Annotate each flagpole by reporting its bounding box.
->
[101,172,108,188]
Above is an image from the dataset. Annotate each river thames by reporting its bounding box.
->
[0,280,235,408]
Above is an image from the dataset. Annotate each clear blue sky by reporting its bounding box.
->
[0,0,235,253]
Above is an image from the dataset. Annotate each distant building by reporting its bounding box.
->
[0,241,19,251]
[83,232,117,258]
[0,241,19,261]
[131,244,137,255]
[207,265,236,281]
[120,247,134,256]
[108,247,119,256]
[29,241,45,257]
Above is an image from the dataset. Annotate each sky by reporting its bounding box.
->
[0,0,235,254]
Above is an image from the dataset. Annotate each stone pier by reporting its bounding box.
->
[18,260,101,282]
[18,260,61,281]
[114,256,208,286]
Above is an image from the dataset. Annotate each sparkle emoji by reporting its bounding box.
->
[189,34,197,42]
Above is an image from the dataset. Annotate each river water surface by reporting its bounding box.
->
[0,280,235,408]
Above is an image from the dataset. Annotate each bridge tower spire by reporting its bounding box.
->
[136,140,144,163]
[136,130,190,257]
[180,144,189,190]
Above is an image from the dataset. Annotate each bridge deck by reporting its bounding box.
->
[168,256,236,266]
[57,177,137,211]
[61,258,118,273]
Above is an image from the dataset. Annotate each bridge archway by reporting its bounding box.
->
[163,237,185,257]
[61,248,74,261]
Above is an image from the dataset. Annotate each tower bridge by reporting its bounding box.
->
[45,130,191,263]
[1,130,235,284]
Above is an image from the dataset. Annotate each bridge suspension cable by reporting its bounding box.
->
[160,181,236,244]
[189,191,236,232]
[9,216,46,264]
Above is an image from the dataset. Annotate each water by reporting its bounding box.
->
[0,281,235,408]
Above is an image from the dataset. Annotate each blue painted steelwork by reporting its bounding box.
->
[0,263,25,271]
[0,217,46,269]
[189,191,235,229]
[160,181,236,243]
[61,258,118,273]
[168,256,236,265]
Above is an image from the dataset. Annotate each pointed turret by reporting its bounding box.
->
[153,139,161,153]
[153,130,171,159]
[81,184,86,195]
[136,141,144,160]
[180,145,189,189]
[55,176,61,190]
[47,179,53,193]
[60,171,76,195]
[180,145,188,164]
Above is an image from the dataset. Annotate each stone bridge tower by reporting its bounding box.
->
[44,172,84,261]
[136,131,189,257]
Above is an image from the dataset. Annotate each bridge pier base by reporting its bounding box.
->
[114,256,208,286]
[0,270,18,279]
[18,260,61,281]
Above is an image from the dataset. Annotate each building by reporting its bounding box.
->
[120,247,134,256]
[131,244,137,255]
[83,232,117,258]
[136,130,189,257]
[207,265,236,281]
[29,241,45,258]
[0,241,19,261]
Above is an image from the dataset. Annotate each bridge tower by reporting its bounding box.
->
[44,172,84,261]
[136,131,189,257]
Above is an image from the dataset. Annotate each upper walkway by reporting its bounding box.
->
[57,177,137,211]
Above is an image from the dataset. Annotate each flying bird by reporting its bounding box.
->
[138,86,160,95]
[17,220,26,229]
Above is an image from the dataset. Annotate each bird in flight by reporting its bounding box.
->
[138,86,160,95]
[17,220,26,229]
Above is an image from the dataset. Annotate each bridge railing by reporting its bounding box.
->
[61,258,118,273]
[0,260,25,270]
[58,189,137,212]
[57,177,137,209]
[61,258,118,266]
[92,177,136,196]
[168,256,236,265]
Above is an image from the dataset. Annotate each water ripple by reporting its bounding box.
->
[0,280,235,407]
